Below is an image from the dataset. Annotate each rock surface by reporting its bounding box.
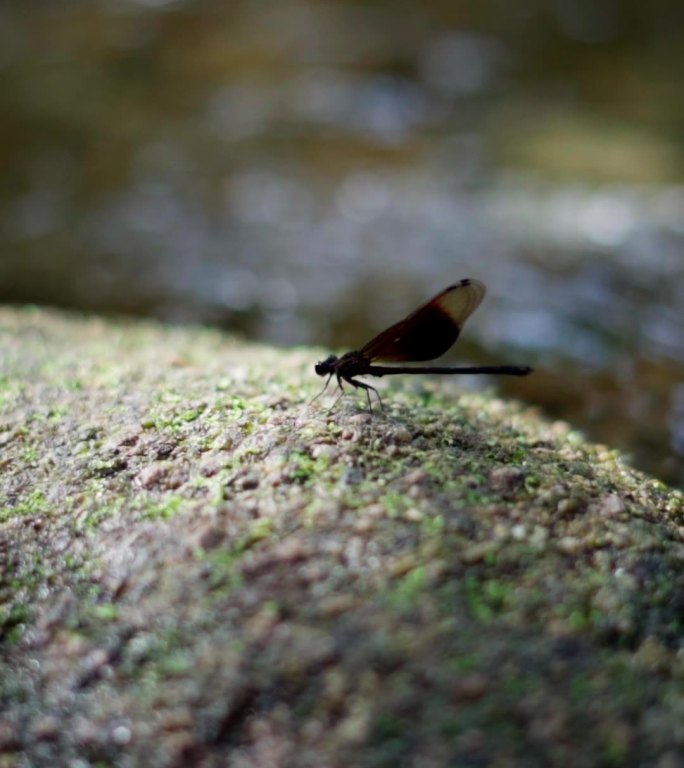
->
[1,306,683,767]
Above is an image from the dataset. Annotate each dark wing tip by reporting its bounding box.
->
[445,277,485,292]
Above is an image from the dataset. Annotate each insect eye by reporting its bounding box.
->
[315,360,330,375]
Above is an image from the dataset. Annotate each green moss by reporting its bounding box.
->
[157,648,194,677]
[79,497,125,530]
[47,404,69,421]
[420,513,444,538]
[200,548,245,594]
[1,307,683,766]
[89,603,119,622]
[0,602,32,643]
[288,450,315,483]
[138,495,184,521]
[0,489,47,521]
[448,653,482,673]
[380,492,408,518]
[465,576,513,622]
[242,517,276,547]
[21,443,39,463]
[385,566,428,612]
[601,736,630,766]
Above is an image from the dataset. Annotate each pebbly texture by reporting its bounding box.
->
[0,306,683,768]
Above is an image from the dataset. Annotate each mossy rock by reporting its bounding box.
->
[0,306,682,767]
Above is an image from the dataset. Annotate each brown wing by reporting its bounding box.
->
[360,278,486,362]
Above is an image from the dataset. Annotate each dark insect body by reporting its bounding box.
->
[313,278,532,412]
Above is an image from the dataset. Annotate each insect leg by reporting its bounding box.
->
[347,378,384,414]
[327,375,347,412]
[310,373,333,405]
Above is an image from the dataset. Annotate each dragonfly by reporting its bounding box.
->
[313,278,532,412]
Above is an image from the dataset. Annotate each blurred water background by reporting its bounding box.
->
[1,0,684,487]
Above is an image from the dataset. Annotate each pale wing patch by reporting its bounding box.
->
[360,278,487,362]
[424,278,486,328]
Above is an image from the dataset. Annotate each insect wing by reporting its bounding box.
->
[360,279,486,362]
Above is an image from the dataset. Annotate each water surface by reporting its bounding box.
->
[2,0,684,485]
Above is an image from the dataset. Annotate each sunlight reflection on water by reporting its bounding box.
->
[1,0,684,485]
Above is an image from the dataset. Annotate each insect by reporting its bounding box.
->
[313,278,532,412]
